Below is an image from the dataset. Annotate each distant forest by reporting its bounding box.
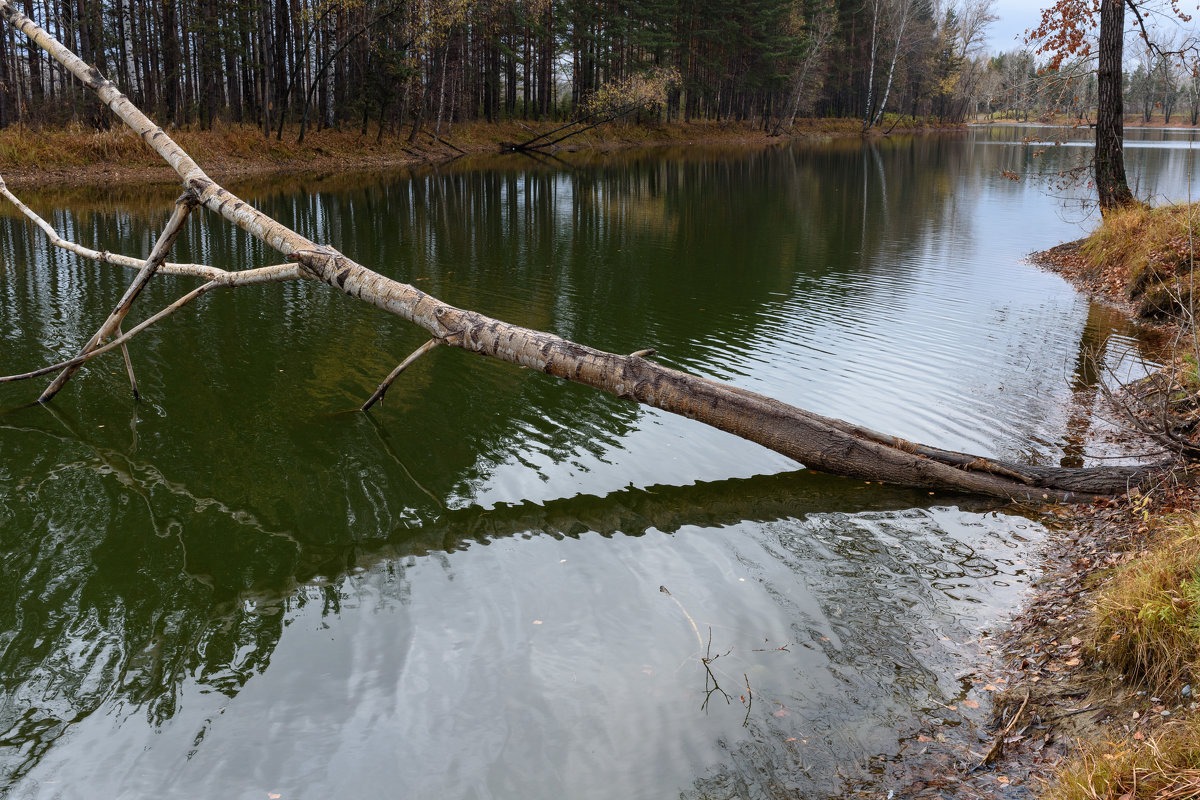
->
[1,0,1191,136]
[0,0,1010,134]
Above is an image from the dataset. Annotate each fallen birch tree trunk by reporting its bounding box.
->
[0,0,1163,502]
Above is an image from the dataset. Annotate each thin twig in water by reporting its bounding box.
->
[1046,703,1101,720]
[700,627,733,713]
[742,673,753,727]
[977,689,1031,768]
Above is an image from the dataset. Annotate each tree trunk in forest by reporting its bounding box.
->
[162,0,180,125]
[298,9,407,143]
[180,0,194,123]
[1096,0,1134,213]
[200,0,219,128]
[272,0,288,124]
[224,18,241,123]
[0,23,10,127]
[0,0,1166,503]
[870,2,909,130]
[21,0,38,111]
[113,0,129,93]
[259,0,273,137]
[863,0,880,130]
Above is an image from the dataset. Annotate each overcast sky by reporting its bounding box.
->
[987,0,1047,53]
[986,0,1200,56]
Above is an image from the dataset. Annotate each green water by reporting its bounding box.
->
[0,128,1190,798]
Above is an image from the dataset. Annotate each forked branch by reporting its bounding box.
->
[1,281,218,385]
[0,174,303,286]
[38,196,196,402]
[0,172,308,395]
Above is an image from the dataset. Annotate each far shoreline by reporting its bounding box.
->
[11,113,1191,195]
[0,117,964,192]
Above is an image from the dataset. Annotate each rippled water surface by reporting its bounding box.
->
[0,126,1193,798]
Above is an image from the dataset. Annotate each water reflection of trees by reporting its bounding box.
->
[969,124,1200,205]
[0,141,962,500]
[0,398,962,788]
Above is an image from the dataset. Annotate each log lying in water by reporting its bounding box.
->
[0,0,1161,502]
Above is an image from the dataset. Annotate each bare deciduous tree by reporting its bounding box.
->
[863,0,919,130]
[0,0,1166,502]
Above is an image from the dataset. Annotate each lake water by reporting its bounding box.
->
[0,126,1193,799]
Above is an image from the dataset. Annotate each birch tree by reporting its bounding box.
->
[0,0,1163,501]
[775,0,837,133]
[863,0,922,130]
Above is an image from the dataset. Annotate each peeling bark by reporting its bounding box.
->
[0,0,1164,501]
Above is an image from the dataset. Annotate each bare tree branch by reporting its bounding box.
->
[0,173,303,285]
[39,196,196,402]
[0,281,217,384]
[361,338,441,411]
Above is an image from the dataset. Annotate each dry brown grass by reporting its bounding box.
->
[0,122,310,170]
[1090,517,1200,690]
[0,116,958,187]
[1081,203,1200,320]
[1046,721,1200,800]
[1045,516,1200,800]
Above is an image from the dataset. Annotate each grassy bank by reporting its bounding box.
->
[0,115,949,188]
[1046,513,1200,800]
[1038,202,1200,324]
[1031,205,1200,798]
[1082,203,1200,322]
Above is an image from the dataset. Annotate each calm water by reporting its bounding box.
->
[0,126,1192,798]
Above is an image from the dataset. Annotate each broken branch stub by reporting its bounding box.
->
[361,339,441,412]
[117,322,139,401]
[0,0,1164,501]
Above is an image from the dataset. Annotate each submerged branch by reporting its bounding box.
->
[361,338,441,412]
[0,280,217,384]
[39,196,196,402]
[117,322,139,400]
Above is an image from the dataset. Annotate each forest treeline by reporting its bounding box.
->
[986,45,1200,125]
[0,0,1001,137]
[0,0,1192,141]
